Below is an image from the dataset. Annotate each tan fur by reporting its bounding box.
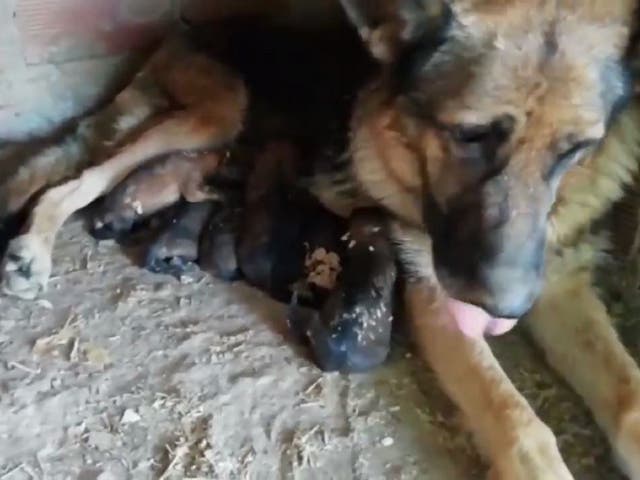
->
[385,99,640,480]
[551,104,640,245]
[94,150,224,232]
[406,279,574,480]
[387,152,640,477]
[0,68,172,219]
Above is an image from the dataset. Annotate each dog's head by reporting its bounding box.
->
[343,0,639,325]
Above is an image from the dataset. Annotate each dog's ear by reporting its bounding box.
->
[339,0,452,63]
[626,9,640,92]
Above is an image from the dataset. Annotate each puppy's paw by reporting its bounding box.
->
[90,216,134,241]
[489,424,573,480]
[287,295,316,341]
[145,245,198,278]
[2,234,52,299]
[200,230,241,282]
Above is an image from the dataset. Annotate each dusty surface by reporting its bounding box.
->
[0,218,634,480]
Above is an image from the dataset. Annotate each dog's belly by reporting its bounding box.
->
[185,19,376,219]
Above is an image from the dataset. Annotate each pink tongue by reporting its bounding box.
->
[446,298,518,338]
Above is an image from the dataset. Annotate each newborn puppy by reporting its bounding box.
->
[195,146,253,281]
[288,207,397,373]
[199,201,244,281]
[236,140,303,299]
[237,139,346,302]
[209,139,397,372]
[145,201,215,277]
[91,150,224,240]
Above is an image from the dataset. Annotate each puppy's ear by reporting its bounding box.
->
[339,0,452,63]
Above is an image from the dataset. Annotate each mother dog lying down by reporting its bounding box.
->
[2,0,640,478]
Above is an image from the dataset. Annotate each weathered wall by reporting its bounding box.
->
[0,0,341,142]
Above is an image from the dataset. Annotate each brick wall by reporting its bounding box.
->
[0,0,176,141]
[0,0,340,141]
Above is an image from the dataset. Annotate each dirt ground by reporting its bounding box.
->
[0,216,636,480]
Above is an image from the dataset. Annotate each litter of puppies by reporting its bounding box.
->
[70,139,399,373]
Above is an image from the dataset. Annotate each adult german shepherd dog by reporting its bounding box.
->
[2,1,640,478]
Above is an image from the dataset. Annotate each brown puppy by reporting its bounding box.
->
[236,140,300,295]
[232,139,396,373]
[197,147,252,282]
[91,150,224,240]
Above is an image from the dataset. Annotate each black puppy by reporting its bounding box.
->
[142,145,251,278]
[145,201,215,277]
[236,140,346,303]
[194,139,398,373]
[288,208,397,373]
[199,201,244,281]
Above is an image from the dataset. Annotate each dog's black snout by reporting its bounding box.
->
[475,283,539,319]
[431,173,549,320]
[473,231,545,319]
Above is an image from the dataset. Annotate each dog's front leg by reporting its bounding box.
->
[405,281,573,479]
[526,259,640,478]
[1,41,247,300]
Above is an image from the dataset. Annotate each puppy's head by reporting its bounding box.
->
[343,0,638,322]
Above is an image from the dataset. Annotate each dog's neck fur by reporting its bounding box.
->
[348,81,425,227]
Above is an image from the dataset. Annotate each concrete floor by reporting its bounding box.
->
[0,218,630,480]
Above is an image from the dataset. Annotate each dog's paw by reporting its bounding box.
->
[488,424,574,480]
[2,234,52,299]
[613,406,640,478]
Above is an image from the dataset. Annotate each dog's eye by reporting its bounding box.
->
[558,139,598,165]
[451,124,493,144]
[450,116,514,147]
[557,139,597,160]
[448,117,514,176]
[546,139,598,180]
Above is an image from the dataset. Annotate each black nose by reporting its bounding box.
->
[477,300,530,320]
[474,281,539,319]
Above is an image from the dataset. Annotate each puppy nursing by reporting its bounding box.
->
[145,201,216,277]
[83,132,395,376]
[199,202,244,281]
[289,207,397,372]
